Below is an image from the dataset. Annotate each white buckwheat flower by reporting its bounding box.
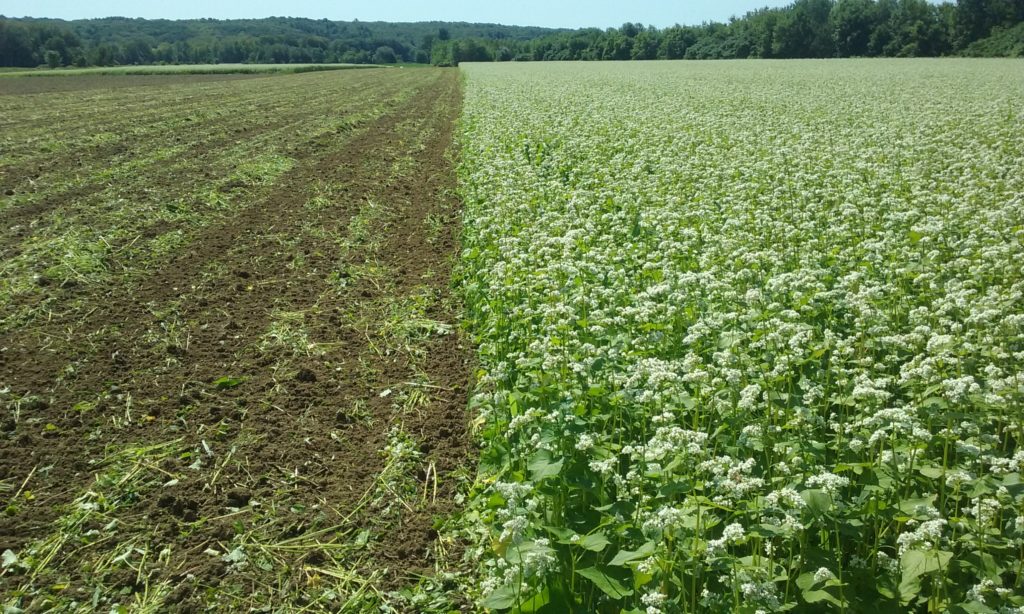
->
[805,471,850,496]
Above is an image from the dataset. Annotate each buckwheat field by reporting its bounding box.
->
[456,60,1024,613]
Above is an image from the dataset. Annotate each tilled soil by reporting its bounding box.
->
[0,68,473,611]
[0,73,269,96]
[0,71,403,255]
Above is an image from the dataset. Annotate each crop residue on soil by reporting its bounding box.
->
[0,68,472,611]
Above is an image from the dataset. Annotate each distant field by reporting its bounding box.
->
[0,73,280,96]
[0,63,378,77]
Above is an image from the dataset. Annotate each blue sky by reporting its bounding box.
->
[4,0,796,29]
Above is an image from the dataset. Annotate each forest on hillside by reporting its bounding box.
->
[0,17,561,67]
[1,0,1022,68]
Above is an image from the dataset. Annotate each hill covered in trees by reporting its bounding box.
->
[0,17,564,67]
[2,0,1022,69]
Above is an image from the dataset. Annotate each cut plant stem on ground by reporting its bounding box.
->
[0,67,473,612]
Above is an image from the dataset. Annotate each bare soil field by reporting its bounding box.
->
[0,73,270,96]
[0,68,472,611]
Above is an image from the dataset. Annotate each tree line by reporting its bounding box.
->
[435,0,1023,63]
[1,0,1021,69]
[0,17,559,67]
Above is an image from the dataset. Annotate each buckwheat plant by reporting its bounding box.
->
[458,60,1024,612]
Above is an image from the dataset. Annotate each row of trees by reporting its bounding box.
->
[1,0,1021,69]
[434,0,1024,63]
[0,17,558,67]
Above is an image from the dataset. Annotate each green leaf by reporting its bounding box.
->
[802,589,843,606]
[897,574,922,606]
[546,525,575,541]
[957,549,1003,580]
[901,549,952,582]
[795,572,816,591]
[921,396,948,409]
[796,572,843,606]
[594,500,635,519]
[1000,473,1024,498]
[354,530,370,548]
[609,541,656,566]
[658,480,692,497]
[755,523,790,537]
[632,568,654,589]
[486,492,507,509]
[72,400,96,413]
[575,566,633,599]
[877,582,897,600]
[481,585,518,610]
[801,489,832,514]
[898,495,938,516]
[515,587,550,613]
[873,464,897,489]
[213,376,245,390]
[949,602,998,614]
[528,450,563,482]
[577,532,610,552]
